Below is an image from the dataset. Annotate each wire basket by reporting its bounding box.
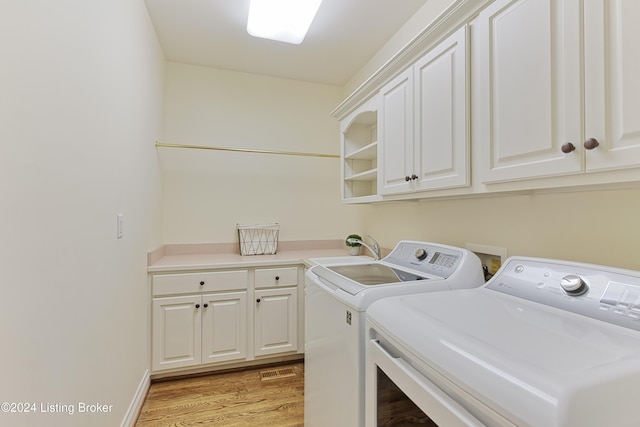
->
[237,223,279,255]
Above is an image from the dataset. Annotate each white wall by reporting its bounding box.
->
[364,189,640,270]
[0,1,164,426]
[161,62,367,244]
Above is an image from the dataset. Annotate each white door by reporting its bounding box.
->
[584,0,640,172]
[414,26,469,191]
[476,0,583,183]
[201,291,247,364]
[152,295,202,371]
[380,68,414,194]
[254,288,298,356]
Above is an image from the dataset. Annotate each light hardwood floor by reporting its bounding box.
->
[135,362,304,426]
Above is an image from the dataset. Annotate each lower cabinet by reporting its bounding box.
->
[152,291,247,372]
[202,292,247,364]
[254,287,297,356]
[152,294,201,371]
[151,265,302,374]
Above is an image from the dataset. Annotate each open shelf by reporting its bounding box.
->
[341,101,379,202]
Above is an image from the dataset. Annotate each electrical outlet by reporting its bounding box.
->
[466,243,508,281]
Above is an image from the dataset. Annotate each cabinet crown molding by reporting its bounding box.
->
[331,0,487,120]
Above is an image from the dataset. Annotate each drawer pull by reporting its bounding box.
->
[275,276,280,281]
[199,281,205,286]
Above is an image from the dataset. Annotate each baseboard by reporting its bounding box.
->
[121,369,150,427]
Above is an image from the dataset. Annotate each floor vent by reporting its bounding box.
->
[259,367,297,381]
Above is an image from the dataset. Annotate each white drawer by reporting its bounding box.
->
[153,270,249,296]
[255,266,299,289]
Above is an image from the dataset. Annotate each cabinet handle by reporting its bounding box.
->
[195,304,200,308]
[275,276,280,281]
[584,138,600,150]
[405,175,411,182]
[411,174,418,180]
[203,303,208,308]
[256,298,261,303]
[561,142,576,153]
[199,281,205,286]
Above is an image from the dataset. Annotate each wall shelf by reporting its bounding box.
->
[341,98,380,202]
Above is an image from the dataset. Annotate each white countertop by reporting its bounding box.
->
[148,248,357,272]
[147,240,365,273]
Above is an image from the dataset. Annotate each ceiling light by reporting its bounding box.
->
[247,0,323,45]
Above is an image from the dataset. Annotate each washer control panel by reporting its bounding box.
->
[486,257,640,331]
[384,240,465,279]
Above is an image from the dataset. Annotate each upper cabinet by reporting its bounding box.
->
[341,96,381,203]
[475,0,583,183]
[414,26,470,192]
[334,0,640,202]
[380,26,470,195]
[379,67,414,194]
[583,0,640,172]
[476,0,640,184]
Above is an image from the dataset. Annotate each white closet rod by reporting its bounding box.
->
[155,141,339,159]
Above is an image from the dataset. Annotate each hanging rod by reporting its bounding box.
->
[155,141,339,159]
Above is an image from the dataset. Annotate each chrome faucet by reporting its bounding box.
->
[346,235,381,260]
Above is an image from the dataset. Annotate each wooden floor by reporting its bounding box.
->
[135,362,304,427]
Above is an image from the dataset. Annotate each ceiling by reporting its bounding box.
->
[144,0,427,86]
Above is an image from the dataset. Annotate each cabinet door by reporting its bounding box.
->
[201,292,247,364]
[584,0,640,172]
[414,26,469,191]
[254,288,298,356]
[380,68,414,194]
[152,295,201,371]
[476,0,582,183]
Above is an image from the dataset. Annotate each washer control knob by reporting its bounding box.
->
[415,248,428,261]
[560,274,588,295]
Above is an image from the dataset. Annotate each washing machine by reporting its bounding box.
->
[304,240,484,426]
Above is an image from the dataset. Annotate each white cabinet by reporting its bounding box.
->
[341,96,380,203]
[152,270,248,372]
[201,292,247,364]
[475,0,582,183]
[254,288,298,356]
[151,265,302,374]
[380,26,470,195]
[152,291,247,371]
[254,266,299,357]
[380,68,414,194]
[152,295,201,371]
[476,0,640,184]
[583,0,640,172]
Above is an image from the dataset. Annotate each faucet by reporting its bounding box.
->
[346,235,381,260]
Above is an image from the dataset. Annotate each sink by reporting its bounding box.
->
[313,263,429,295]
[327,264,403,285]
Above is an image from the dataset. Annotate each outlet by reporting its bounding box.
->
[466,243,508,281]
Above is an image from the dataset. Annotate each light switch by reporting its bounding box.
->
[117,214,124,239]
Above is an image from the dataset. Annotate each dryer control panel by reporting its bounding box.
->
[486,257,640,331]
